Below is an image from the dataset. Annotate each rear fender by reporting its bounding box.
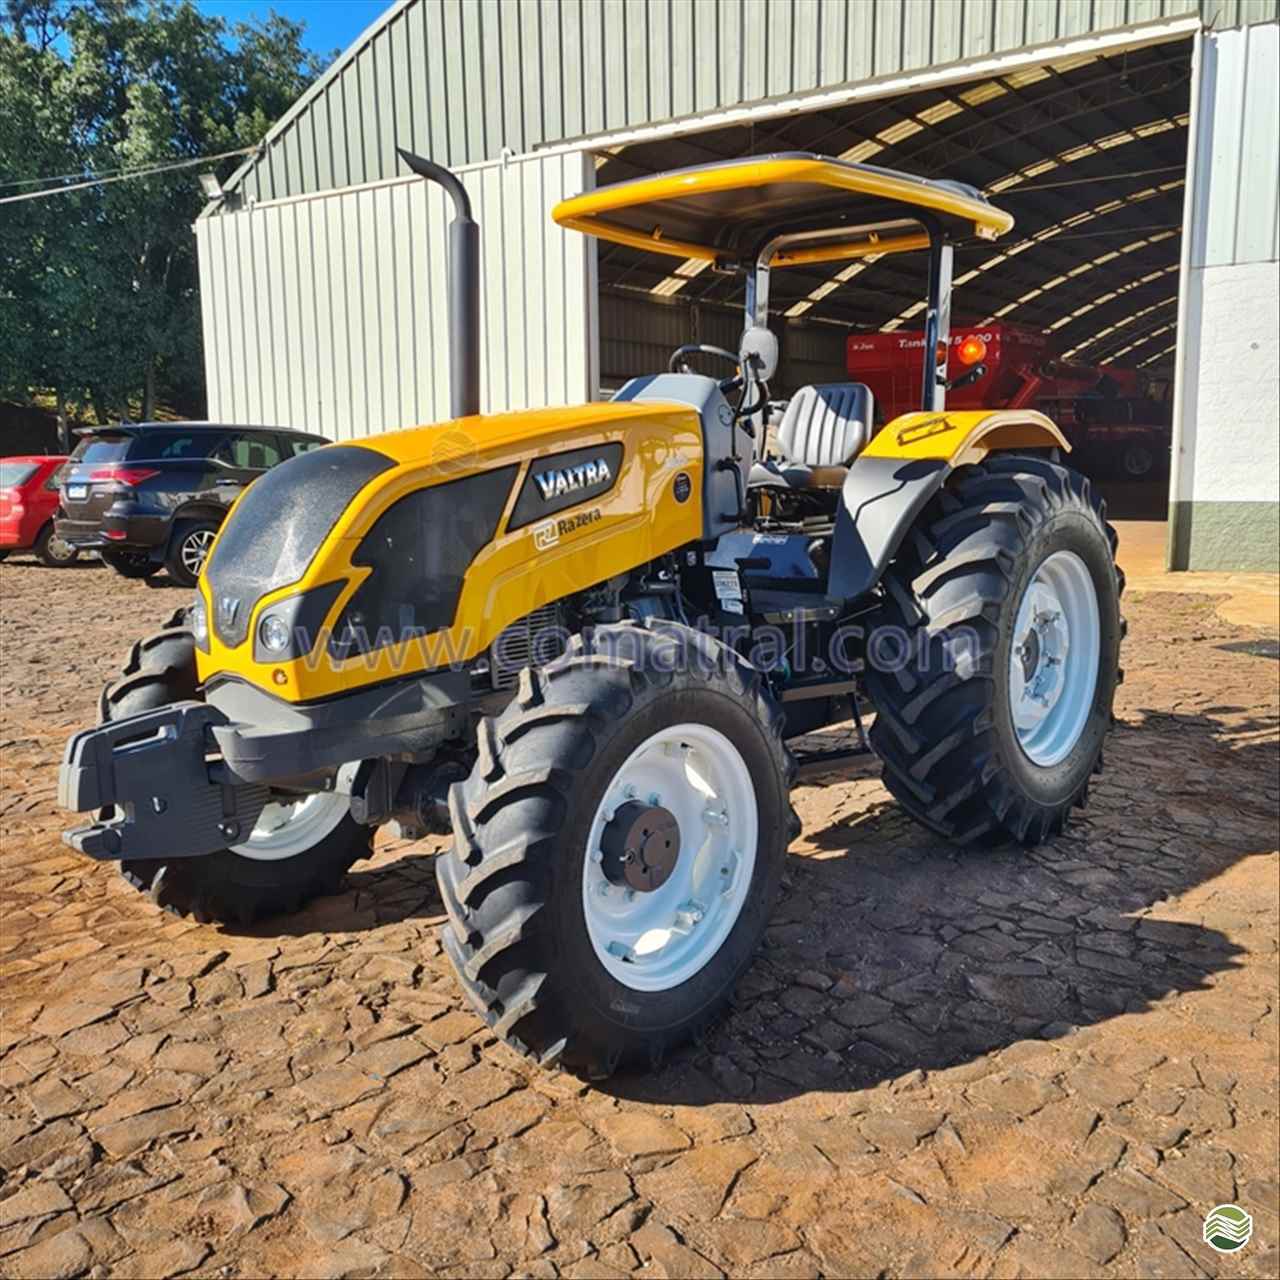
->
[829,410,1069,601]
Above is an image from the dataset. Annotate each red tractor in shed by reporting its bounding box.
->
[846,321,1171,480]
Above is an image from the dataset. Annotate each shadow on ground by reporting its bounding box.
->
[256,702,1276,1104]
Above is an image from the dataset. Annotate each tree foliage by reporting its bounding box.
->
[0,0,326,426]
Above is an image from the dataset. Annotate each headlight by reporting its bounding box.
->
[251,582,345,664]
[191,597,209,651]
[259,613,292,653]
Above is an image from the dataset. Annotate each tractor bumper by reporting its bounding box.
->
[59,702,271,862]
[59,672,469,862]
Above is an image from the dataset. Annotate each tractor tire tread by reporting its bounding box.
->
[436,620,798,1077]
[866,454,1122,849]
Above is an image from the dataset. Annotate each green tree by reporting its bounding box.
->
[0,0,326,436]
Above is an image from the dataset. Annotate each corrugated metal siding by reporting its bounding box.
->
[194,151,595,439]
[221,0,1277,208]
[1190,21,1280,266]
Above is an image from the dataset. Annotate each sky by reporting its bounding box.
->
[196,0,394,61]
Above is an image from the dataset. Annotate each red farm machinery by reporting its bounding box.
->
[846,321,1171,480]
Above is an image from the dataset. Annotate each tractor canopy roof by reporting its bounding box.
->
[553,152,1013,268]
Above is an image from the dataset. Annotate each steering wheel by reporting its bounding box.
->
[668,344,742,392]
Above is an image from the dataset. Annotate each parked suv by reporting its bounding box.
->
[0,455,77,566]
[56,423,329,586]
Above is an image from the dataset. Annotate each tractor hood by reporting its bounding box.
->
[196,401,704,702]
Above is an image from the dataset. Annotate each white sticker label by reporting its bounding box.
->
[533,520,559,551]
[711,569,744,615]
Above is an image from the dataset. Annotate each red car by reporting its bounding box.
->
[0,456,79,566]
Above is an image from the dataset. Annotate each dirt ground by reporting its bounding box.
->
[1,552,1277,1280]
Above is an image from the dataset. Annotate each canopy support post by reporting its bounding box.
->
[920,217,953,413]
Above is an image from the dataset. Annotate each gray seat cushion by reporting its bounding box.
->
[776,383,875,468]
[749,460,849,490]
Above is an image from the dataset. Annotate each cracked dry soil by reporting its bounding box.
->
[1,556,1277,1279]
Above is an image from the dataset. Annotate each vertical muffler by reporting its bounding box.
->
[397,148,480,420]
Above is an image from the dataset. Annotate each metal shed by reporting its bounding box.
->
[196,0,1279,570]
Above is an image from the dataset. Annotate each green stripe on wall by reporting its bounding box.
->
[1169,501,1280,571]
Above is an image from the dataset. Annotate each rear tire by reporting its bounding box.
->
[101,548,159,579]
[101,619,371,924]
[165,520,219,587]
[865,455,1123,847]
[34,523,79,567]
[436,620,799,1077]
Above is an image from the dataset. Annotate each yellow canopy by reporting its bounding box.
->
[552,153,1013,267]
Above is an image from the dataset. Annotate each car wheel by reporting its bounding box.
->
[166,521,219,587]
[35,523,79,567]
[101,549,160,579]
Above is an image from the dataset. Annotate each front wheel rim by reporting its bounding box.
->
[181,529,216,576]
[47,536,75,561]
[582,722,758,993]
[1009,549,1101,767]
[230,792,350,861]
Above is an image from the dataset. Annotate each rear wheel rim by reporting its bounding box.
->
[46,536,75,562]
[181,528,216,577]
[582,722,758,992]
[1009,550,1101,767]
[1124,445,1153,477]
[230,792,350,862]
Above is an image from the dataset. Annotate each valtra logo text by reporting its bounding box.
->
[533,458,612,501]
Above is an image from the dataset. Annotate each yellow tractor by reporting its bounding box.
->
[60,152,1123,1075]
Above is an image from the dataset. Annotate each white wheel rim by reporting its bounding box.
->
[230,792,350,861]
[1125,446,1153,476]
[1009,550,1101,767]
[582,723,758,993]
[182,529,215,575]
[48,537,75,561]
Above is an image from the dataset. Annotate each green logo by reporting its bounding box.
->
[1203,1204,1252,1253]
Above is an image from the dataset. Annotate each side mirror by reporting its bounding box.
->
[739,325,779,383]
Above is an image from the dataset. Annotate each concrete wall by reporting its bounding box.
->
[1172,22,1280,570]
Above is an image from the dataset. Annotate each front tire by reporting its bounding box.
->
[436,620,799,1077]
[866,455,1123,846]
[101,616,371,924]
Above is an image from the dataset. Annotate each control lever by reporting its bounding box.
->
[945,363,986,391]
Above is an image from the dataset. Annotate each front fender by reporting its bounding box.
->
[829,410,1070,601]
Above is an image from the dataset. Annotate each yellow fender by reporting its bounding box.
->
[829,408,1070,600]
[863,408,1070,465]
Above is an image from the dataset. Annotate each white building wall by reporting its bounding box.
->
[194,150,596,441]
[1173,21,1280,569]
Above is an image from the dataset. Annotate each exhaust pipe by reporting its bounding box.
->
[397,148,480,419]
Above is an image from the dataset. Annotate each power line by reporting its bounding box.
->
[0,146,257,206]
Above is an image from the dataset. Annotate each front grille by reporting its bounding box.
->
[489,603,565,689]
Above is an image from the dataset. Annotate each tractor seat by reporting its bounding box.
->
[749,382,875,490]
